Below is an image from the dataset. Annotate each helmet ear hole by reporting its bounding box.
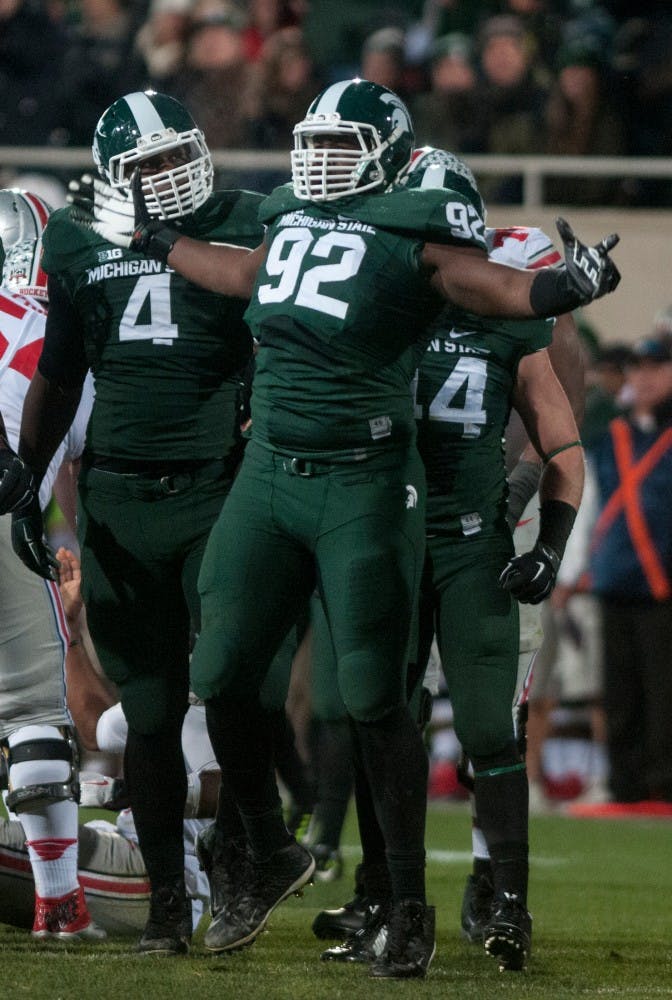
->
[92,91,213,219]
[0,189,52,301]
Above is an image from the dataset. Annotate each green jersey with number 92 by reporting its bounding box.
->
[42,190,264,462]
[244,183,486,460]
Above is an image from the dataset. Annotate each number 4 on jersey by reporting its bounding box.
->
[119,274,178,345]
[413,356,488,438]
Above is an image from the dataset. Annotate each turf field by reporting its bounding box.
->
[3,802,672,1000]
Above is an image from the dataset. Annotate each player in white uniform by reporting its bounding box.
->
[0,189,101,941]
[0,546,217,936]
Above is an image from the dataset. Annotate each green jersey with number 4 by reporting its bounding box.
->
[42,190,264,462]
[414,306,553,537]
[244,184,486,460]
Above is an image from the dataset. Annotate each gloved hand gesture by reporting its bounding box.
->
[499,540,560,605]
[556,216,621,303]
[68,173,136,248]
[68,170,179,263]
[11,496,60,580]
[0,447,35,514]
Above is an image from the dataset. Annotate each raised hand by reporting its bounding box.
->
[68,173,136,248]
[556,216,620,302]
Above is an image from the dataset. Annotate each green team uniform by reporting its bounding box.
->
[414,303,552,757]
[40,191,263,733]
[191,183,485,720]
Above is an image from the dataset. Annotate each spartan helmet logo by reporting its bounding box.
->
[405,485,418,509]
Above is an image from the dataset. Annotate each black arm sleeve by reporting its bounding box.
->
[38,275,89,387]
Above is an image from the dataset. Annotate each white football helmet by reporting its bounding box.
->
[0,189,52,301]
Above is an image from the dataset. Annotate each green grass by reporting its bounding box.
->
[4,803,672,1000]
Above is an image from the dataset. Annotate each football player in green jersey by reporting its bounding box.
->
[16,91,266,956]
[318,148,586,974]
[70,79,620,978]
[389,148,586,972]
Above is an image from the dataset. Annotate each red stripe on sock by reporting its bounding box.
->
[27,838,77,861]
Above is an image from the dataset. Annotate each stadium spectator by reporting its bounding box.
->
[57,0,149,147]
[409,33,482,152]
[543,28,628,206]
[169,3,256,151]
[242,0,307,62]
[302,0,421,83]
[359,26,410,98]
[587,336,672,805]
[470,14,549,202]
[247,26,319,151]
[135,0,193,87]
[405,0,494,66]
[0,0,68,146]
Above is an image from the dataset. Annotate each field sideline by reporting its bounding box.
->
[3,802,672,1000]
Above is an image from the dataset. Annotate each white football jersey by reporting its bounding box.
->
[486,226,562,271]
[0,288,93,508]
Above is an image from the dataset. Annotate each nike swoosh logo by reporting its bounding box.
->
[516,518,534,527]
[449,330,475,339]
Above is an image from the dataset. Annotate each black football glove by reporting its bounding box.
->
[127,168,181,262]
[0,447,35,515]
[11,496,60,581]
[556,216,621,302]
[499,540,561,605]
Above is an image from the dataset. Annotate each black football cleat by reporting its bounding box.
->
[137,880,192,956]
[320,902,389,963]
[369,900,435,979]
[483,892,532,971]
[204,840,315,952]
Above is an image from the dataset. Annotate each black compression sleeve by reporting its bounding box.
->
[537,499,577,561]
[529,267,584,317]
[38,275,88,387]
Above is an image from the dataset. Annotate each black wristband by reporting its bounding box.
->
[132,221,180,264]
[529,268,584,317]
[537,499,577,562]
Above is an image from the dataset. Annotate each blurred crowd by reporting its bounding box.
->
[1,0,672,203]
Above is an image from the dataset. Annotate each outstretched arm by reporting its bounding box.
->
[422,218,620,319]
[166,237,266,298]
[68,171,266,298]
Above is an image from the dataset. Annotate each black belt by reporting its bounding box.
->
[87,456,230,495]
